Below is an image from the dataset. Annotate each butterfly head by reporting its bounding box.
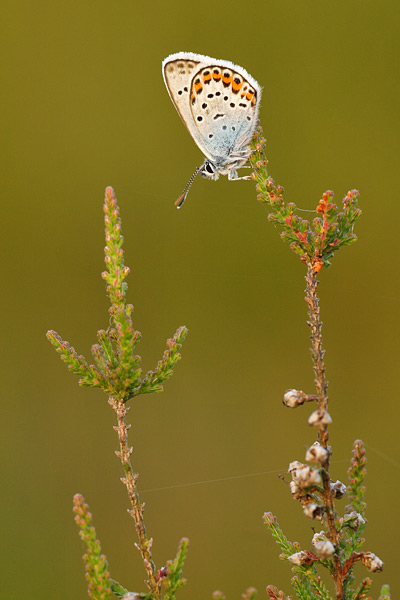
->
[175,159,218,209]
[199,160,219,181]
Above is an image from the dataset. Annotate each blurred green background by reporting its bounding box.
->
[2,0,399,598]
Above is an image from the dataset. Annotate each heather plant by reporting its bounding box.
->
[249,128,388,600]
[48,187,188,600]
[47,129,390,599]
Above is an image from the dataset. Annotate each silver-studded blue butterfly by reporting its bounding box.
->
[162,52,262,208]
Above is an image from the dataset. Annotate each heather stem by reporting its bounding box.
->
[305,264,328,417]
[305,263,344,599]
[109,396,160,599]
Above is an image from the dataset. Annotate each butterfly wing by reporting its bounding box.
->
[188,63,261,165]
[163,52,261,165]
[163,52,209,147]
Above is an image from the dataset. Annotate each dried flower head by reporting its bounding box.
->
[308,410,332,429]
[288,461,304,476]
[330,480,347,499]
[289,461,321,487]
[289,480,303,500]
[306,441,328,465]
[361,552,384,572]
[312,532,335,559]
[343,510,366,529]
[303,502,324,520]
[283,389,305,408]
[288,551,314,566]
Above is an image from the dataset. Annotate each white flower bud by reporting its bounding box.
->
[288,551,309,566]
[311,532,335,559]
[303,502,324,520]
[306,441,328,465]
[330,480,347,499]
[361,552,384,572]
[308,410,332,429]
[283,389,305,408]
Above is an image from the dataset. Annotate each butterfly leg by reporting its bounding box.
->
[228,168,253,181]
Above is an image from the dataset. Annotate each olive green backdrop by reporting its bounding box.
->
[2,1,399,598]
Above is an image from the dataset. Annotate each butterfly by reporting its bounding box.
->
[162,52,262,208]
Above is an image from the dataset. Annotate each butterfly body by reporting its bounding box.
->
[162,52,261,206]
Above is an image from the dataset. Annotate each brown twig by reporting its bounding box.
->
[305,263,344,599]
[109,396,160,600]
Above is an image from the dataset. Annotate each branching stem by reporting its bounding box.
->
[109,396,160,600]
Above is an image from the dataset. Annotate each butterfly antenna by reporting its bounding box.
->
[175,166,201,209]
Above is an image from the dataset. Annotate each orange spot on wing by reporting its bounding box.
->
[246,91,254,101]
[251,96,256,106]
[203,73,212,83]
[222,74,233,84]
[232,80,243,92]
[212,72,221,80]
[194,82,203,93]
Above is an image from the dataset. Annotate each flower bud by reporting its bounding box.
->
[312,532,335,559]
[330,480,347,499]
[361,552,384,572]
[283,389,305,408]
[308,410,332,429]
[306,441,328,465]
